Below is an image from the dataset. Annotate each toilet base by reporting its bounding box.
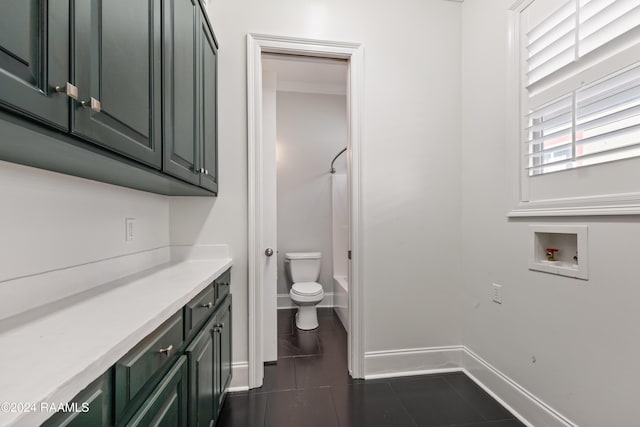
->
[295,305,319,330]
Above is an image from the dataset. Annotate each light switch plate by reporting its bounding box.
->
[125,218,135,242]
[492,283,502,304]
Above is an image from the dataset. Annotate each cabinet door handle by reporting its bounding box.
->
[81,97,101,113]
[201,302,213,309]
[55,83,79,100]
[158,344,173,356]
[204,169,209,175]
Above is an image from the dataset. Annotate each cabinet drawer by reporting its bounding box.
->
[115,311,184,422]
[41,370,112,427]
[125,356,188,427]
[184,284,216,339]
[215,269,231,301]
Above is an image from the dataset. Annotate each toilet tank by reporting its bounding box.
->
[285,252,322,283]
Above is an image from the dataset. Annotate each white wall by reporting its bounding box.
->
[461,1,640,425]
[276,91,346,297]
[0,160,170,315]
[332,173,348,278]
[196,0,463,369]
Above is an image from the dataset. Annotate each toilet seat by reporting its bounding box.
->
[291,282,323,297]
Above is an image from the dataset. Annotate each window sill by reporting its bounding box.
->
[509,193,640,217]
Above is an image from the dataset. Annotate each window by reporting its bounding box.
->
[528,63,640,175]
[509,0,640,216]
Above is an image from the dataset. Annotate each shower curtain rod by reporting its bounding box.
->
[329,147,347,174]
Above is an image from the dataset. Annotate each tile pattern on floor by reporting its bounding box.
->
[217,308,525,427]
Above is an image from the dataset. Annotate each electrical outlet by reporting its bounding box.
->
[125,218,135,242]
[492,283,502,304]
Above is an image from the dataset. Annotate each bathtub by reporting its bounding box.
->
[333,275,349,333]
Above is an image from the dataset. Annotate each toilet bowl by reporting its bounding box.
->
[285,252,324,330]
[289,282,324,330]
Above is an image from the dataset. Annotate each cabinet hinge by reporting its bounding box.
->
[348,250,352,260]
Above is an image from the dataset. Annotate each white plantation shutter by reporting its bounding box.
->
[521,0,640,176]
[579,0,640,56]
[526,0,576,86]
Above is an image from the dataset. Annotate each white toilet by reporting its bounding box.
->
[285,252,324,330]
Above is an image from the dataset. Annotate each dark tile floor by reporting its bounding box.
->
[218,308,524,427]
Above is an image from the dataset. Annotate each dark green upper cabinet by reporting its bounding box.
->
[163,0,219,193]
[199,15,218,193]
[0,0,219,196]
[71,0,162,168]
[0,0,70,130]
[163,0,199,185]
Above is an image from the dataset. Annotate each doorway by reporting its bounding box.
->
[247,34,364,388]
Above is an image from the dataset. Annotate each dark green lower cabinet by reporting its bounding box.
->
[216,296,232,410]
[114,312,184,424]
[214,270,230,302]
[41,371,112,427]
[126,356,189,427]
[187,295,232,427]
[186,316,216,427]
[38,271,232,427]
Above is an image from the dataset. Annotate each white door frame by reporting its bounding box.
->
[247,33,364,388]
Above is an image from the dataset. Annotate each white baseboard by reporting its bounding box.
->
[364,345,465,380]
[462,347,575,427]
[277,292,335,309]
[228,361,249,392]
[364,345,576,427]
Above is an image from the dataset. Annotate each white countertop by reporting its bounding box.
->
[0,256,232,427]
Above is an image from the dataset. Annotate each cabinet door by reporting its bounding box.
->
[213,295,232,413]
[198,16,218,193]
[0,0,69,130]
[72,0,162,168]
[162,0,199,185]
[186,317,216,427]
[41,371,112,427]
[217,296,232,407]
[126,356,189,427]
